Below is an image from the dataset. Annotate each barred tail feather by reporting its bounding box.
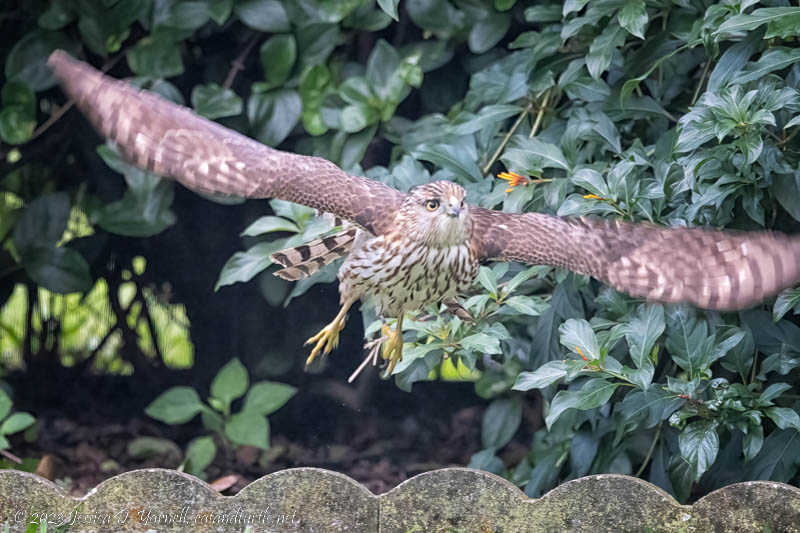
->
[271,229,357,281]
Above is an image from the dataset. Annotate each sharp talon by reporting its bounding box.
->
[304,317,346,367]
[380,319,404,377]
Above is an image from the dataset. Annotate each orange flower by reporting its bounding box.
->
[583,194,602,200]
[575,346,588,361]
[497,171,530,193]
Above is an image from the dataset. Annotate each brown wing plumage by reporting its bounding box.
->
[47,51,403,236]
[470,207,800,310]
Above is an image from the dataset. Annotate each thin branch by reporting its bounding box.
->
[223,34,260,90]
[691,59,712,106]
[529,91,551,138]
[779,127,800,147]
[0,448,22,464]
[634,424,662,478]
[482,104,531,175]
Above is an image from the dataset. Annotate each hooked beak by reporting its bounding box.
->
[446,196,462,217]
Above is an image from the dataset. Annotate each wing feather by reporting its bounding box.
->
[48,51,403,236]
[470,207,800,310]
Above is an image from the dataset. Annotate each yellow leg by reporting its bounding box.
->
[304,297,356,367]
[381,315,404,376]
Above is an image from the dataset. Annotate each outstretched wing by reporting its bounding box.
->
[470,207,800,310]
[47,51,404,236]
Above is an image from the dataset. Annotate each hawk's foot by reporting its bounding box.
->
[380,317,404,376]
[304,318,346,366]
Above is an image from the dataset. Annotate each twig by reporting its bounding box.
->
[634,423,662,478]
[779,127,800,147]
[223,35,260,90]
[529,91,551,138]
[482,103,531,175]
[690,59,712,106]
[0,448,22,464]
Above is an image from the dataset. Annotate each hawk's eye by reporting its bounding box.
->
[425,199,440,211]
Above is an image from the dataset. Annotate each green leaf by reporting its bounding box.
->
[260,34,297,89]
[679,420,719,481]
[377,0,399,21]
[341,124,377,169]
[764,10,800,39]
[731,48,800,85]
[2,81,36,114]
[481,397,522,449]
[743,424,764,463]
[0,390,11,422]
[618,0,648,39]
[559,318,601,360]
[501,137,571,172]
[146,387,205,424]
[248,89,302,146]
[774,287,800,321]
[126,38,184,78]
[340,104,380,133]
[476,266,497,295]
[468,448,505,475]
[6,30,75,91]
[185,435,216,475]
[716,8,800,35]
[759,383,792,405]
[707,30,762,92]
[225,411,269,449]
[191,83,243,119]
[460,332,502,354]
[208,0,234,24]
[586,23,626,80]
[546,378,620,429]
[0,412,35,436]
[0,107,34,145]
[449,105,524,136]
[22,245,92,294]
[413,143,483,182]
[764,407,800,431]
[746,429,800,481]
[468,10,511,54]
[571,168,609,198]
[495,0,516,11]
[504,295,547,316]
[96,174,176,237]
[163,1,211,30]
[624,305,665,369]
[211,358,249,406]
[38,2,76,30]
[513,361,567,390]
[299,64,332,135]
[242,381,297,416]
[12,192,69,254]
[617,387,684,428]
[235,0,290,32]
[215,240,287,289]
[127,436,182,460]
[240,216,300,237]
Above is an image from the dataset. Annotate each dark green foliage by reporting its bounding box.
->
[143,357,296,476]
[3,0,800,503]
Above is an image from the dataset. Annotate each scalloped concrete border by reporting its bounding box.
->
[0,467,798,532]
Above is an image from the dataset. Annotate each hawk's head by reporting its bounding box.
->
[400,181,471,247]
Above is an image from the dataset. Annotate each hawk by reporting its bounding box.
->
[48,51,800,374]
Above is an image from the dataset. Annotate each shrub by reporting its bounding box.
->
[2,0,800,502]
